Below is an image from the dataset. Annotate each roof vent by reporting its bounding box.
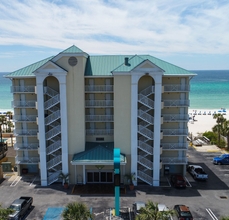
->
[124,57,129,66]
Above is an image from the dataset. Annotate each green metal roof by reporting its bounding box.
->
[60,45,84,53]
[72,145,126,163]
[5,45,195,78]
[112,55,146,72]
[85,54,195,76]
[5,56,54,78]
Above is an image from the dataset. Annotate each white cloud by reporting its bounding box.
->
[0,0,229,55]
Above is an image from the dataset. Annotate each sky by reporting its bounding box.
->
[0,0,229,72]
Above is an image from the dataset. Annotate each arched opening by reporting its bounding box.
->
[137,75,155,185]
[43,76,62,184]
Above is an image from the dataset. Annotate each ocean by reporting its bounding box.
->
[190,70,229,110]
[0,70,229,111]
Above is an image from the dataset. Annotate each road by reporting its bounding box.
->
[0,146,229,219]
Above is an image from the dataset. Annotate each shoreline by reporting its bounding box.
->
[188,110,229,137]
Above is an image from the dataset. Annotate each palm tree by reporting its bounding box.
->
[213,114,226,145]
[135,201,174,220]
[0,115,7,143]
[0,204,13,219]
[6,111,13,120]
[6,121,14,133]
[222,120,229,150]
[62,202,93,220]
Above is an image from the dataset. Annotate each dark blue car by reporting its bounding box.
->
[213,154,229,165]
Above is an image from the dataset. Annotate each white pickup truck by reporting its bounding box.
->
[187,165,208,180]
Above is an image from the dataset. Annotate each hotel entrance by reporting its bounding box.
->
[87,170,113,183]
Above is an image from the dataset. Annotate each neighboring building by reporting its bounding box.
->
[5,45,195,186]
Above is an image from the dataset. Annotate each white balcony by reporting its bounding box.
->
[13,115,37,122]
[85,85,113,92]
[14,129,38,136]
[162,114,189,122]
[14,143,39,150]
[86,129,114,135]
[12,100,36,108]
[85,115,114,122]
[161,142,188,150]
[15,156,40,164]
[161,157,187,164]
[162,129,188,136]
[85,100,113,107]
[11,86,35,93]
[163,100,189,107]
[163,84,190,92]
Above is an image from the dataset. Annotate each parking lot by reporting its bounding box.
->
[0,145,229,219]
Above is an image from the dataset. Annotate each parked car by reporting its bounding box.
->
[213,154,229,165]
[174,204,193,220]
[170,174,187,188]
[187,165,208,180]
[8,196,33,220]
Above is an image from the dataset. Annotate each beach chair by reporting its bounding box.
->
[208,111,211,115]
[198,111,201,115]
[203,111,206,115]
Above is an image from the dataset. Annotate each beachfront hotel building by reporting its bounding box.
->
[5,45,195,186]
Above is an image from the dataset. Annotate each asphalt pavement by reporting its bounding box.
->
[0,145,229,220]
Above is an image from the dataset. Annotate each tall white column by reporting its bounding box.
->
[59,75,68,174]
[131,75,139,185]
[36,76,47,186]
[152,74,162,186]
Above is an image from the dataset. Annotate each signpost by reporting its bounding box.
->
[114,148,120,216]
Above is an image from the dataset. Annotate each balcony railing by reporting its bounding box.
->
[162,114,189,122]
[163,100,189,107]
[11,86,35,93]
[13,115,37,122]
[161,142,188,150]
[47,155,62,170]
[12,100,36,108]
[161,157,187,164]
[162,129,188,136]
[163,84,190,92]
[85,115,114,122]
[85,100,113,107]
[86,129,114,135]
[85,85,113,92]
[14,143,39,150]
[140,86,155,96]
[14,129,38,136]
[15,156,40,164]
[47,170,62,185]
[138,155,153,170]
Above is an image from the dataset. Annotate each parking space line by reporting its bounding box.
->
[166,177,171,187]
[206,208,218,220]
[10,176,22,187]
[29,176,37,186]
[185,177,192,187]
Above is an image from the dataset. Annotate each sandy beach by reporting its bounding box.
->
[188,109,229,137]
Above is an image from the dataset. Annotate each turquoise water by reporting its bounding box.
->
[0,72,12,111]
[1,70,229,111]
[190,70,229,109]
